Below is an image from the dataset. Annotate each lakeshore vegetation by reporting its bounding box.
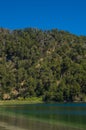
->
[0,28,86,102]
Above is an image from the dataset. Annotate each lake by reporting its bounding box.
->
[0,103,86,130]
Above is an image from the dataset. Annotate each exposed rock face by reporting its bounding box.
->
[3,93,11,100]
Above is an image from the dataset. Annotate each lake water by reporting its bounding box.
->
[0,103,86,130]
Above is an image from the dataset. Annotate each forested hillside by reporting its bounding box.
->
[0,28,86,102]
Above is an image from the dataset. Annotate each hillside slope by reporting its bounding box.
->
[0,28,86,102]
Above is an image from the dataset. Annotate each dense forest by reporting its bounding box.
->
[0,28,86,102]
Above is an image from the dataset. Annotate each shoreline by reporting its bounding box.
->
[0,99,85,105]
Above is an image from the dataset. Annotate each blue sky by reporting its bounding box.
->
[0,0,86,35]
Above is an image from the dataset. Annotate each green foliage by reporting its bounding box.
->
[0,28,86,102]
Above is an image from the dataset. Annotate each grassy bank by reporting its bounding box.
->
[0,97,43,105]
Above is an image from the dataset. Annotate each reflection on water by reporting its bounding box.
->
[0,126,6,130]
[0,118,82,130]
[0,121,27,130]
[0,103,86,130]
